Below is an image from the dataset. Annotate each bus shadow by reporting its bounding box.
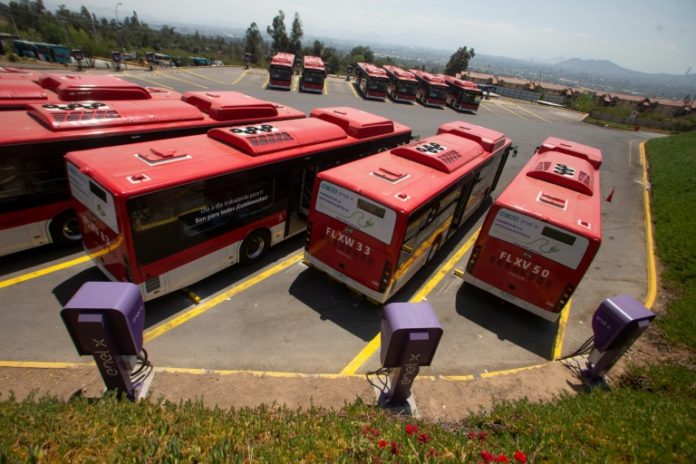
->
[1,244,83,278]
[288,266,382,342]
[455,283,558,359]
[143,236,307,329]
[52,266,109,306]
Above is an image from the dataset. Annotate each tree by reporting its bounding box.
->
[244,22,263,64]
[349,45,373,63]
[266,10,289,53]
[288,13,303,56]
[444,46,476,76]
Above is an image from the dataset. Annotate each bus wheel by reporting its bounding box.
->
[50,211,81,246]
[240,229,270,264]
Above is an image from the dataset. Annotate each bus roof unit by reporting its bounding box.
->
[271,52,295,67]
[303,56,325,71]
[181,91,303,121]
[38,73,179,101]
[383,65,417,82]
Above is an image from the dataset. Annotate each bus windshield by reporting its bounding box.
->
[428,86,448,100]
[303,69,325,83]
[461,92,482,105]
[315,180,396,245]
[487,208,589,269]
[398,82,418,96]
[367,78,388,93]
[270,66,293,81]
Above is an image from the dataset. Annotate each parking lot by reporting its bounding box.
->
[0,65,658,378]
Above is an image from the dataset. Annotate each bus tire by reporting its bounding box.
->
[240,229,270,264]
[50,210,81,246]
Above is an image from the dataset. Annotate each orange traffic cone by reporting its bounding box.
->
[605,187,616,202]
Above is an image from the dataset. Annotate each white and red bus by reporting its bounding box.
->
[0,91,304,257]
[443,75,483,113]
[382,65,418,103]
[464,137,603,321]
[409,69,448,108]
[65,107,411,300]
[304,122,514,303]
[300,56,326,93]
[268,53,295,90]
[355,62,389,100]
[0,72,178,110]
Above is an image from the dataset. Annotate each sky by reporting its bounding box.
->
[37,0,696,74]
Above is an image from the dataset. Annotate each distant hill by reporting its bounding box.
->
[553,58,644,79]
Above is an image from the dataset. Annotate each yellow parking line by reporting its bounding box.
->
[347,80,359,98]
[261,76,269,89]
[179,69,230,86]
[551,298,572,360]
[125,73,174,89]
[512,104,551,122]
[323,80,328,95]
[479,101,505,116]
[0,254,91,289]
[480,362,547,378]
[339,228,481,375]
[494,102,525,119]
[154,71,208,89]
[231,69,249,85]
[640,142,657,309]
[143,253,303,342]
[292,75,299,92]
[0,361,87,369]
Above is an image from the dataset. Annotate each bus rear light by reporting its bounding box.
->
[554,283,575,312]
[466,245,482,271]
[304,221,313,249]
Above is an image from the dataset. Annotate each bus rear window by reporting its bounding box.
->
[315,180,396,244]
[488,208,589,269]
[542,226,576,246]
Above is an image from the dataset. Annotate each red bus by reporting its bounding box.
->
[443,75,483,113]
[304,122,514,303]
[0,91,304,257]
[268,53,295,90]
[65,107,411,301]
[300,56,326,93]
[0,67,43,81]
[464,137,603,321]
[382,65,418,103]
[409,69,448,108]
[38,73,181,101]
[0,73,178,110]
[355,62,389,100]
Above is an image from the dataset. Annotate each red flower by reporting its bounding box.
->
[495,454,510,463]
[513,450,527,463]
[417,432,431,444]
[480,450,495,462]
[362,425,380,437]
[390,440,400,455]
[467,431,477,440]
[377,439,388,449]
[478,431,488,441]
[405,424,419,436]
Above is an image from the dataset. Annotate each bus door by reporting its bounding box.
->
[448,175,476,232]
[285,164,319,238]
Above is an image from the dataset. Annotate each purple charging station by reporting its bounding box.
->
[582,295,655,386]
[379,302,443,412]
[61,282,149,400]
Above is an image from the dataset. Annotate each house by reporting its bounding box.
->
[459,71,498,86]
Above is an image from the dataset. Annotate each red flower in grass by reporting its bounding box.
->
[390,440,400,455]
[417,432,431,445]
[478,431,488,441]
[494,454,510,463]
[377,439,388,449]
[362,425,380,437]
[405,424,419,436]
[480,450,495,462]
[467,431,477,440]
[513,450,527,463]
